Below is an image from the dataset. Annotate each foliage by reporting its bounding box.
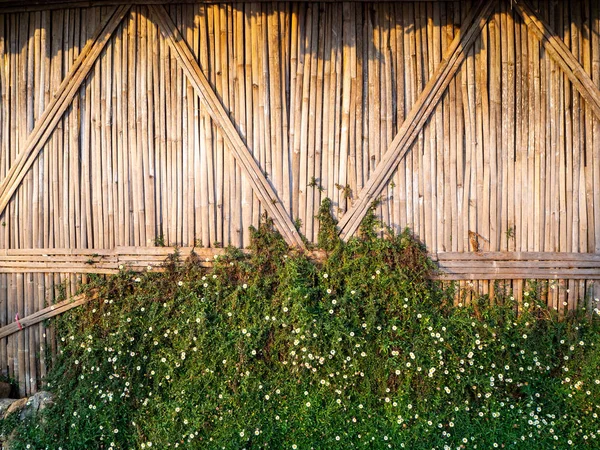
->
[3,201,600,450]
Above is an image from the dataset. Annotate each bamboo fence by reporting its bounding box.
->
[0,0,599,395]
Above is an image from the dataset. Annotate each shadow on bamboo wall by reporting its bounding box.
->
[0,1,599,394]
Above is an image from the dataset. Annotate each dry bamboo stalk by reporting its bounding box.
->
[255,6,267,236]
[517,13,527,254]
[297,4,312,236]
[228,3,239,247]
[419,2,431,248]
[331,8,342,215]
[548,5,559,311]
[166,6,177,245]
[440,3,450,251]
[175,6,184,246]
[581,0,593,256]
[267,3,283,212]
[380,3,391,231]
[216,4,227,245]
[327,6,340,210]
[319,6,331,215]
[431,2,442,253]
[305,4,319,240]
[15,13,26,389]
[232,3,244,247]
[462,23,474,253]
[179,5,195,245]
[346,4,357,217]
[507,6,516,254]
[121,6,131,247]
[300,1,322,241]
[239,3,253,246]
[455,3,466,255]
[355,4,365,197]
[143,10,155,247]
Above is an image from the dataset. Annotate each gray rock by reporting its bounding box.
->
[22,391,53,419]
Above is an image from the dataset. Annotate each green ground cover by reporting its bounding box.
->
[3,201,600,449]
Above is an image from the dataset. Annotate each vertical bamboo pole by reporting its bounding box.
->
[591,0,600,303]
[241,3,253,245]
[312,4,326,238]
[338,3,353,218]
[319,6,331,214]
[441,3,451,251]
[297,5,312,235]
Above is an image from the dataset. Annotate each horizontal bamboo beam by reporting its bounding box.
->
[337,0,495,240]
[0,5,131,218]
[149,4,306,249]
[436,251,600,261]
[0,248,598,280]
[513,0,600,120]
[434,272,600,281]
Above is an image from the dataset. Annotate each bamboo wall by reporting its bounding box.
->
[0,0,599,394]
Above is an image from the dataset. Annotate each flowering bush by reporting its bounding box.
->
[4,202,600,449]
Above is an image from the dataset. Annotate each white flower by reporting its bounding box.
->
[306,402,311,407]
[178,281,183,286]
[239,431,245,437]
[323,273,328,279]
[243,284,247,289]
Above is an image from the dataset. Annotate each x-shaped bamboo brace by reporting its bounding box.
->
[0,6,131,218]
[337,0,496,240]
[149,4,305,249]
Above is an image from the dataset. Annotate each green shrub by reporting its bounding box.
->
[4,202,600,449]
